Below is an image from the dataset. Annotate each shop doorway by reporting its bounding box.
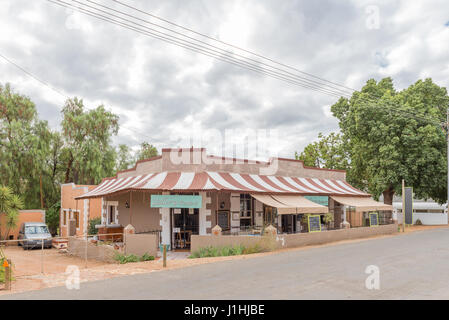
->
[264,206,277,226]
[171,208,199,250]
[281,214,297,234]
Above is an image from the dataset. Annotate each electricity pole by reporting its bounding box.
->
[447,107,449,216]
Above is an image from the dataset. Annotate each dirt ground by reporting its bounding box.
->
[1,224,447,296]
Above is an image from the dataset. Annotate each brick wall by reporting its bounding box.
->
[67,237,119,263]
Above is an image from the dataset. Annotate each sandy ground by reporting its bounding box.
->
[1,224,446,295]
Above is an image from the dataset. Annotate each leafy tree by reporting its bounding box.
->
[136,142,158,161]
[61,98,119,184]
[0,186,24,240]
[295,132,350,170]
[331,77,448,204]
[116,144,134,171]
[0,83,52,209]
[45,200,60,236]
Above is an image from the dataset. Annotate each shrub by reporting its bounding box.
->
[113,253,139,264]
[243,244,262,254]
[415,219,423,226]
[114,252,155,264]
[88,217,102,235]
[189,244,260,259]
[140,253,155,261]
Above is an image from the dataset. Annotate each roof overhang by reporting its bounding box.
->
[330,196,393,212]
[252,194,328,214]
[75,171,369,200]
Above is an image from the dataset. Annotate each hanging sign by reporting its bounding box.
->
[151,195,202,208]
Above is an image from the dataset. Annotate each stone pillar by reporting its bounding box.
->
[124,224,135,234]
[264,224,277,236]
[212,225,222,236]
[123,224,135,255]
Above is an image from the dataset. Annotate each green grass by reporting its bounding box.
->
[189,244,263,259]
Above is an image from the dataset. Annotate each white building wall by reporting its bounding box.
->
[160,192,171,246]
[199,192,211,235]
[230,193,240,232]
[394,209,448,225]
[413,212,448,225]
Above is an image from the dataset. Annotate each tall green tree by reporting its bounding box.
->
[116,144,134,171]
[61,98,119,184]
[0,83,52,209]
[136,142,158,161]
[331,77,448,204]
[295,132,350,170]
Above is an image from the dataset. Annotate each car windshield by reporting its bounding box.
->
[25,226,49,234]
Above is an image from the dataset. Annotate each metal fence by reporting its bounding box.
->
[0,232,125,292]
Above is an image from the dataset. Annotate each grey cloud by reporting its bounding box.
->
[0,0,448,159]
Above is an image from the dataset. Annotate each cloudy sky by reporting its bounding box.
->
[0,0,448,160]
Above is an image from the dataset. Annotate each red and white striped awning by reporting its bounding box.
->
[76,171,368,199]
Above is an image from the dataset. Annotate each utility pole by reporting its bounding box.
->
[402,179,405,232]
[447,107,449,217]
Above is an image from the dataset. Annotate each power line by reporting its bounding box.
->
[0,53,69,99]
[85,0,354,96]
[112,0,357,94]
[108,0,448,125]
[0,51,158,145]
[50,0,351,98]
[48,0,446,126]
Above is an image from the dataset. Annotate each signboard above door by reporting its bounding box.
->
[150,195,202,208]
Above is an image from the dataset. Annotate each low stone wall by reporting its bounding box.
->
[281,223,398,248]
[191,235,263,253]
[124,233,158,257]
[67,237,120,263]
[191,223,398,252]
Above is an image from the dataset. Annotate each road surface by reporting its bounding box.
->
[4,227,449,299]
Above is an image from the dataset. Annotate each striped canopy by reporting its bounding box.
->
[76,171,368,199]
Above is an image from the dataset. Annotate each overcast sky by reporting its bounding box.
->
[0,0,448,160]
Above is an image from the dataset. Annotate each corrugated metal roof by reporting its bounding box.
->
[76,171,368,199]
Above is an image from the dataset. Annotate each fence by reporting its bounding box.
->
[0,231,159,292]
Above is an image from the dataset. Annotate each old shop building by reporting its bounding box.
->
[74,148,392,250]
